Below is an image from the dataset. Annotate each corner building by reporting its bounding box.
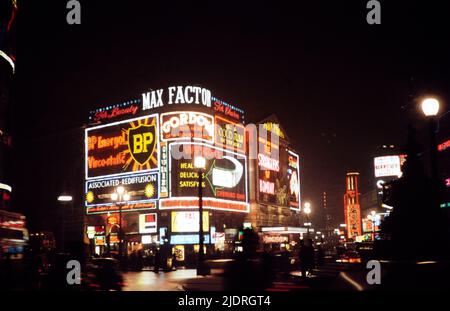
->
[84,85,302,264]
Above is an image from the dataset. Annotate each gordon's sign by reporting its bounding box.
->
[160,111,214,143]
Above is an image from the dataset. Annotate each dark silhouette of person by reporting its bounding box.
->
[153,248,161,273]
[298,239,308,278]
[317,244,325,266]
[224,228,267,290]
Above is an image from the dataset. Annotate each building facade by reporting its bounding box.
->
[84,85,303,262]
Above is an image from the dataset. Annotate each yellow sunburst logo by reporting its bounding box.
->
[123,117,158,172]
[145,184,155,198]
[86,191,95,203]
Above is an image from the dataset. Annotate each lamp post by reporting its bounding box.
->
[57,195,73,253]
[304,202,311,238]
[111,186,130,261]
[194,156,210,276]
[421,97,440,181]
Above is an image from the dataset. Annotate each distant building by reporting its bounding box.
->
[343,172,362,239]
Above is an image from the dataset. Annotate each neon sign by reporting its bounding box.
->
[85,172,159,209]
[160,141,169,197]
[85,114,159,179]
[262,122,285,139]
[258,153,280,171]
[160,111,214,143]
[92,105,139,122]
[259,180,275,195]
[287,150,300,210]
[87,201,156,215]
[438,139,450,152]
[142,86,212,111]
[159,197,249,213]
[215,116,245,153]
[212,98,244,122]
[169,142,248,203]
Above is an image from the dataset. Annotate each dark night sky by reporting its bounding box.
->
[10,0,450,230]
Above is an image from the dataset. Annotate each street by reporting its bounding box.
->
[122,269,194,291]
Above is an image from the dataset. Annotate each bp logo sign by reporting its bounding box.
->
[128,123,156,165]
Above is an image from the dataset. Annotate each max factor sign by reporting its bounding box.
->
[142,86,212,110]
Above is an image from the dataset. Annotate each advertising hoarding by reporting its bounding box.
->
[169,142,248,203]
[139,213,157,233]
[171,211,209,233]
[85,114,159,179]
[287,150,301,210]
[85,172,159,207]
[214,116,245,153]
[374,155,405,178]
[160,111,214,143]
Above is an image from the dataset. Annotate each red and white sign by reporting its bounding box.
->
[139,213,157,234]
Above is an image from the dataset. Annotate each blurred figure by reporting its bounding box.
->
[305,238,315,276]
[317,244,325,266]
[298,239,307,278]
[224,229,269,290]
[153,247,161,273]
[261,246,275,288]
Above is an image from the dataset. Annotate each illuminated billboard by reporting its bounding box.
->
[287,151,301,210]
[171,211,209,233]
[160,111,214,143]
[214,116,245,153]
[169,142,248,203]
[85,172,159,207]
[85,86,250,217]
[85,114,159,179]
[374,155,405,178]
[139,213,157,233]
[258,144,289,206]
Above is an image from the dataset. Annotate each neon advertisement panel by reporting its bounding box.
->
[85,114,159,179]
[85,172,159,208]
[287,150,301,211]
[160,111,214,143]
[214,116,245,154]
[168,142,248,204]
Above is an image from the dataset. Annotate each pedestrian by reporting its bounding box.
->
[298,239,307,279]
[153,248,161,273]
[317,244,325,266]
[305,238,315,276]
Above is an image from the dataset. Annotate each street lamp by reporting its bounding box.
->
[304,202,311,237]
[194,155,210,276]
[421,97,440,181]
[57,194,73,253]
[111,186,131,261]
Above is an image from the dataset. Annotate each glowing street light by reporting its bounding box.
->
[421,97,442,181]
[421,97,440,117]
[57,194,73,252]
[304,202,312,237]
